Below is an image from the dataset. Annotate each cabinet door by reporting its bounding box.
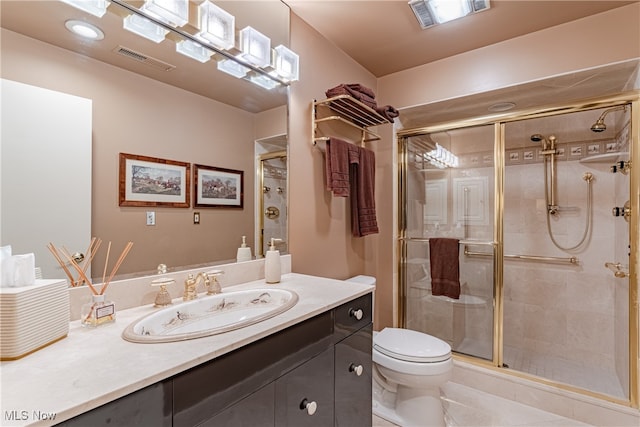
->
[335,325,373,427]
[199,383,275,427]
[275,347,334,426]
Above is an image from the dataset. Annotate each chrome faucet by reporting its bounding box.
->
[183,270,223,301]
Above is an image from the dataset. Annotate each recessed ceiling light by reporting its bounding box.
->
[488,102,516,112]
[65,20,104,40]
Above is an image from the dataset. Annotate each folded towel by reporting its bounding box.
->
[326,84,378,109]
[325,137,360,197]
[429,238,460,299]
[345,83,376,99]
[326,83,376,99]
[375,105,400,122]
[350,147,379,237]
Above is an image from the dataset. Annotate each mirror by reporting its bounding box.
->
[0,0,290,281]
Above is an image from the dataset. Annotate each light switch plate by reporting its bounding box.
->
[193,212,200,224]
[146,211,156,226]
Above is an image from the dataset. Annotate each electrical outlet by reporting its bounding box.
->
[193,212,200,224]
[146,211,155,226]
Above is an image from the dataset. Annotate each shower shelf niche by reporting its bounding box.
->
[312,95,390,146]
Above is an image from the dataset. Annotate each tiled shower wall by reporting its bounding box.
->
[262,158,288,255]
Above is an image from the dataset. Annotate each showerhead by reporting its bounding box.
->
[590,119,606,132]
[590,105,627,133]
[530,134,544,142]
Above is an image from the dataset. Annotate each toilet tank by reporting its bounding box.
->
[345,275,376,287]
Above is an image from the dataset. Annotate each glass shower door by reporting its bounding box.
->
[502,106,631,400]
[402,125,495,361]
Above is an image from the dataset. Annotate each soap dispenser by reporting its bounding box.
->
[264,238,281,284]
[236,236,252,263]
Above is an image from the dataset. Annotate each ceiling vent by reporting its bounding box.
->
[112,46,176,72]
[409,0,490,29]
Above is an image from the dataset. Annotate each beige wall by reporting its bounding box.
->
[1,28,272,277]
[288,14,396,329]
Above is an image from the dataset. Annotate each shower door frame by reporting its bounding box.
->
[396,92,640,408]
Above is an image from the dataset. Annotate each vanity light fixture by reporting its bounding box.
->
[123,13,168,43]
[217,59,249,78]
[140,0,189,28]
[65,20,105,40]
[108,0,299,88]
[238,26,271,68]
[60,0,110,18]
[197,1,235,50]
[409,0,490,28]
[176,39,213,63]
[271,45,299,82]
[248,74,278,90]
[425,144,459,168]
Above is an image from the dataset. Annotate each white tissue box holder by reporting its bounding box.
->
[0,279,69,360]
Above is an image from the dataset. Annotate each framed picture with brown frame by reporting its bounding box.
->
[119,153,190,207]
[194,164,244,208]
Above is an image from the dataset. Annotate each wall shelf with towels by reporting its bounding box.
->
[312,95,389,146]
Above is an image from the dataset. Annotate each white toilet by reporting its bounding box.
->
[346,276,453,427]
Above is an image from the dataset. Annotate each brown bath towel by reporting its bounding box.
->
[375,105,400,122]
[325,83,378,109]
[325,137,360,197]
[350,146,379,237]
[429,238,460,299]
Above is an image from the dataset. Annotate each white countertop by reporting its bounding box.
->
[0,273,374,426]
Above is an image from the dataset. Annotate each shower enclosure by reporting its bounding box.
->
[259,151,288,256]
[398,98,638,406]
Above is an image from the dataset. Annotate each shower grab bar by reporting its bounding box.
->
[463,247,579,265]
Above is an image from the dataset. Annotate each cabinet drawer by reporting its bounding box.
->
[334,293,372,339]
[199,383,275,427]
[335,325,372,427]
[275,347,334,426]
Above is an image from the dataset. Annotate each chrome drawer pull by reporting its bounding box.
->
[349,363,363,376]
[300,398,317,415]
[349,308,363,320]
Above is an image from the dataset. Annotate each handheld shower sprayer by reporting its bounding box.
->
[531,132,593,252]
[590,105,628,133]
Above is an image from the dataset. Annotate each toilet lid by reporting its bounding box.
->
[373,328,451,363]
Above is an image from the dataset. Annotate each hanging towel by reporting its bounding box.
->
[429,238,460,299]
[350,146,379,237]
[325,137,360,197]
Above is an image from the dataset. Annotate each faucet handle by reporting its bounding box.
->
[151,277,175,307]
[205,270,224,295]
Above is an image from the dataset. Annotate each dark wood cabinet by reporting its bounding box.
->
[275,347,335,426]
[57,293,373,427]
[335,324,373,427]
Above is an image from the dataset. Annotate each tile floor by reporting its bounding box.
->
[372,382,592,427]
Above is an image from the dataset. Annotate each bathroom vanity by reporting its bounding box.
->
[0,273,373,427]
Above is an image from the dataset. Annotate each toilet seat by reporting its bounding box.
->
[374,328,451,363]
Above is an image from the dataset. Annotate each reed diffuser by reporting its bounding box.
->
[48,239,133,328]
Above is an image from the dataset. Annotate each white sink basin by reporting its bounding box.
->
[122,288,298,343]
